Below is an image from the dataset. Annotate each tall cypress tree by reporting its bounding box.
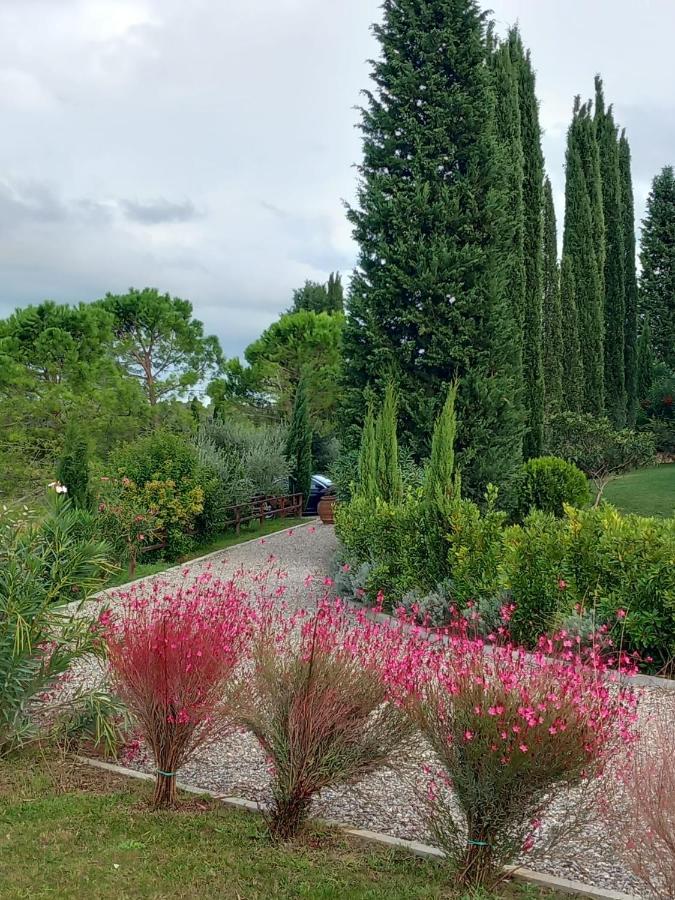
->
[640,166,675,370]
[594,77,626,426]
[559,255,584,412]
[356,401,378,500]
[510,30,545,457]
[326,272,344,313]
[285,376,313,504]
[342,0,523,498]
[375,381,403,503]
[424,381,458,511]
[619,132,639,425]
[578,102,606,297]
[636,318,655,402]
[542,176,563,411]
[562,102,604,414]
[490,36,526,389]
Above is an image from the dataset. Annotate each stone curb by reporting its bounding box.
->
[75,756,639,900]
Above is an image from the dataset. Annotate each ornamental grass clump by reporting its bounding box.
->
[611,707,675,900]
[103,573,252,808]
[233,594,414,841]
[403,627,638,889]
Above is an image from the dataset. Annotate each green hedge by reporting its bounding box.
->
[335,492,675,671]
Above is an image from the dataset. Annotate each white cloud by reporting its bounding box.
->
[0,0,672,356]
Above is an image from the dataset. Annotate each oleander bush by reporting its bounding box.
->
[0,495,112,755]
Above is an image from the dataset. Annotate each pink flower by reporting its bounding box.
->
[558,579,567,590]
[616,609,626,619]
[463,730,474,742]
[519,743,529,753]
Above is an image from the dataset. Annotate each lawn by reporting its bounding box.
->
[105,516,308,588]
[0,754,576,900]
[602,464,675,518]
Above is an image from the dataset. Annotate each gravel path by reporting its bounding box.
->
[60,521,671,899]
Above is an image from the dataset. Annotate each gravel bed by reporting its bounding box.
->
[58,521,670,899]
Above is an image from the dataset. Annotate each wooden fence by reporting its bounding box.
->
[224,492,304,534]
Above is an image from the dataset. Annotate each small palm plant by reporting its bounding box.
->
[0,493,112,755]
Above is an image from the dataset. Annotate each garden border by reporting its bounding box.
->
[75,756,639,900]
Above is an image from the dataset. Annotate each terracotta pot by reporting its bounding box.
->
[317,493,337,525]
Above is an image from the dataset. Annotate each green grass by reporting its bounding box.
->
[105,516,308,588]
[0,753,575,900]
[602,464,675,518]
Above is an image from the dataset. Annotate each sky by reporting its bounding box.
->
[0,0,673,357]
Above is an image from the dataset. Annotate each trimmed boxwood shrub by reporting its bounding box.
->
[512,455,590,520]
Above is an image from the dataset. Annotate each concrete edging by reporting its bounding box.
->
[75,755,639,900]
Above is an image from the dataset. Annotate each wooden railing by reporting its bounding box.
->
[223,492,304,534]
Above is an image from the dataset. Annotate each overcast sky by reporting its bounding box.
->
[0,0,673,356]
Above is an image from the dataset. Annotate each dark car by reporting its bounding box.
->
[304,474,333,515]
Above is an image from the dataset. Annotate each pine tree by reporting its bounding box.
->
[542,176,563,411]
[424,381,458,510]
[375,381,403,503]
[636,318,655,402]
[595,77,626,426]
[619,132,639,425]
[559,255,584,412]
[511,31,545,457]
[285,377,313,504]
[640,166,675,369]
[356,401,378,500]
[56,423,91,509]
[325,272,344,313]
[562,103,604,414]
[342,0,523,497]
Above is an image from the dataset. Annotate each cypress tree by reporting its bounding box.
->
[56,423,91,509]
[619,132,639,425]
[375,381,403,504]
[595,77,626,426]
[510,31,545,457]
[639,166,675,370]
[325,272,344,313]
[490,37,526,386]
[424,381,458,510]
[559,255,584,412]
[578,102,606,295]
[542,176,563,411]
[636,318,655,402]
[356,401,378,500]
[342,0,523,498]
[562,103,604,414]
[285,377,313,504]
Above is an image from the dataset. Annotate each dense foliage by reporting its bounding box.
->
[511,455,591,520]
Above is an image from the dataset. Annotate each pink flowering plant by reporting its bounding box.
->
[400,618,638,888]
[231,587,414,841]
[103,572,252,808]
[606,706,675,900]
[95,476,161,578]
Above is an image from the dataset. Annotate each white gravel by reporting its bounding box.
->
[56,521,671,900]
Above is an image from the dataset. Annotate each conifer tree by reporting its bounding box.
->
[636,319,655,402]
[375,381,403,504]
[491,37,525,384]
[559,255,584,412]
[542,177,563,411]
[356,401,378,501]
[619,132,639,425]
[325,272,344,313]
[510,30,545,457]
[285,377,313,504]
[424,381,458,511]
[342,0,523,497]
[595,77,626,426]
[577,102,606,296]
[640,166,675,369]
[56,423,91,509]
[562,104,604,414]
